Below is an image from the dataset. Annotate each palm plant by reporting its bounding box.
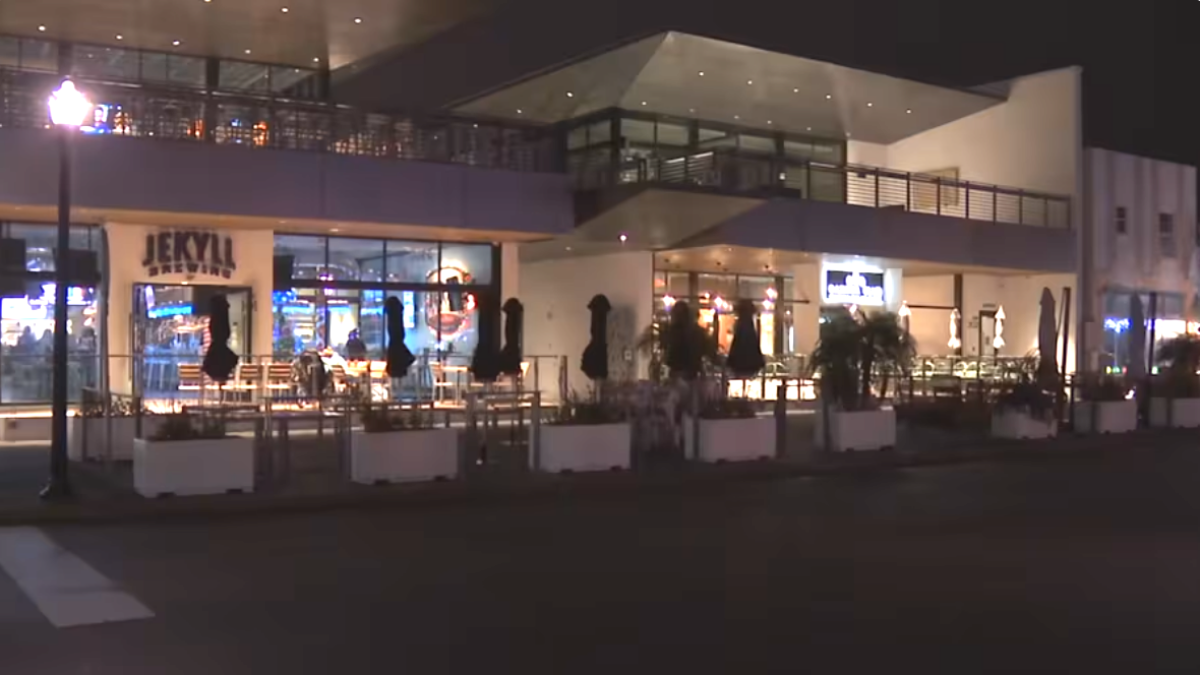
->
[1156,335,1200,397]
[808,311,915,411]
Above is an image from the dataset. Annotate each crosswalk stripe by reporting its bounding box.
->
[0,527,154,628]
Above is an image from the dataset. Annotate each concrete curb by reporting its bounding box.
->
[0,428,1193,526]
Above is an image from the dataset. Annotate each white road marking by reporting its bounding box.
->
[0,527,154,628]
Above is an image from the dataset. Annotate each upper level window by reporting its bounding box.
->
[1115,206,1127,235]
[0,37,58,73]
[1159,213,1176,258]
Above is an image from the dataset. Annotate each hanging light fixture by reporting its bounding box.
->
[948,308,962,350]
[993,305,1007,349]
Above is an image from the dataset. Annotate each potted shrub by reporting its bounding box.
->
[1072,375,1136,434]
[533,396,630,473]
[992,382,1057,439]
[133,413,255,497]
[1150,336,1200,428]
[69,392,163,462]
[809,312,913,452]
[683,398,774,463]
[350,403,458,484]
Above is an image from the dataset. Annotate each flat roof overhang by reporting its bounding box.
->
[452,32,1005,144]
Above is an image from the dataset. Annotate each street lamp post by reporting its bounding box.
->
[41,79,91,500]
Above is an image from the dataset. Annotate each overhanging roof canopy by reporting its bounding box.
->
[453,32,1006,144]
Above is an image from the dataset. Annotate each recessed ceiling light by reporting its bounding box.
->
[767,120,773,125]
[565,91,574,98]
[516,108,523,114]
[116,34,123,40]
[698,71,705,77]
[37,25,46,32]
[281,6,289,12]
[172,39,181,46]
[312,57,320,62]
[793,87,799,93]
[330,228,340,233]
[845,131,852,137]
[244,49,252,54]
[354,17,363,24]
[867,102,874,107]
[826,94,833,100]
[640,101,647,106]
[619,234,628,243]
[565,246,572,251]
[746,79,753,85]
[906,108,913,114]
[806,126,812,131]
[734,115,740,120]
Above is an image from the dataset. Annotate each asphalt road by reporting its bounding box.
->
[5,445,1200,674]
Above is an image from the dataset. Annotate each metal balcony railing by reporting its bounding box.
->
[587,150,1072,229]
[0,68,559,174]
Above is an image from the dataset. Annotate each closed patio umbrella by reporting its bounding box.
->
[581,294,611,381]
[470,293,502,383]
[1037,287,1059,387]
[1127,293,1147,379]
[499,298,524,376]
[726,299,765,378]
[384,296,415,379]
[201,294,238,383]
[666,300,702,381]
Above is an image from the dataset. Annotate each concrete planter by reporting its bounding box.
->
[814,409,896,452]
[1072,400,1137,435]
[350,428,459,484]
[133,436,255,498]
[684,416,776,462]
[69,416,165,461]
[533,423,631,473]
[1150,398,1200,428]
[0,416,51,442]
[992,409,1057,440]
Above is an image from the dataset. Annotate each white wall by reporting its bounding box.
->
[903,275,955,356]
[962,273,1076,368]
[790,264,821,355]
[521,252,653,399]
[886,68,1083,198]
[104,223,276,395]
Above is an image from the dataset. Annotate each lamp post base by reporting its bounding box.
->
[39,479,73,501]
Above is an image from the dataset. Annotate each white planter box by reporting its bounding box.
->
[992,409,1057,440]
[533,423,631,473]
[133,436,255,498]
[0,416,51,442]
[684,416,776,462]
[350,428,459,484]
[814,409,896,452]
[1073,401,1137,435]
[69,417,165,461]
[1150,398,1200,428]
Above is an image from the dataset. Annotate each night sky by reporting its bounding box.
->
[506,0,1196,166]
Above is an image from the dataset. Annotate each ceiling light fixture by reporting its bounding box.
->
[767,120,773,125]
[906,108,913,114]
[516,108,523,114]
[746,79,753,85]
[354,17,363,24]
[115,34,123,40]
[734,115,740,120]
[640,101,647,106]
[793,87,799,93]
[698,71,705,77]
[37,25,46,32]
[689,108,696,113]
[806,126,812,131]
[826,93,833,100]
[244,49,252,54]
[867,102,873,107]
[312,57,320,62]
[619,234,628,243]
[566,91,574,98]
[172,39,181,46]
[281,6,289,12]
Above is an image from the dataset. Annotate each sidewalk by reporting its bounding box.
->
[0,428,1194,526]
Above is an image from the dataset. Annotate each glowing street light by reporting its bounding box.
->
[41,78,92,501]
[48,79,92,127]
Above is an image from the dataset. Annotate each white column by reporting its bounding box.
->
[791,264,821,356]
[501,242,520,301]
[884,268,904,314]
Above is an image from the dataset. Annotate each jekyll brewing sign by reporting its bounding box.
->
[142,230,236,279]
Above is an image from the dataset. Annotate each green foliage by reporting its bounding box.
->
[1154,336,1200,399]
[699,397,757,420]
[807,311,915,411]
[148,413,225,441]
[996,382,1055,421]
[1077,374,1129,402]
[550,392,626,426]
[636,317,721,384]
[80,390,141,418]
[358,400,434,433]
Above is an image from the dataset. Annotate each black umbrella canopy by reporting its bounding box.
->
[727,299,766,378]
[470,293,502,383]
[384,296,416,379]
[499,298,524,376]
[665,300,702,381]
[201,294,239,383]
[581,294,611,381]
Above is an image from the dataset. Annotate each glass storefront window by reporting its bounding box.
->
[219,61,270,93]
[274,235,326,282]
[18,39,57,73]
[1,283,99,403]
[327,237,384,283]
[657,121,690,148]
[697,273,736,300]
[622,119,656,148]
[439,243,492,285]
[73,44,139,82]
[384,241,439,284]
[0,37,17,69]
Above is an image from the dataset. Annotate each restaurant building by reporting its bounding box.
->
[0,23,1191,422]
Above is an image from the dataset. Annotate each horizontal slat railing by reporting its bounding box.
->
[606,150,1072,229]
[0,68,559,174]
